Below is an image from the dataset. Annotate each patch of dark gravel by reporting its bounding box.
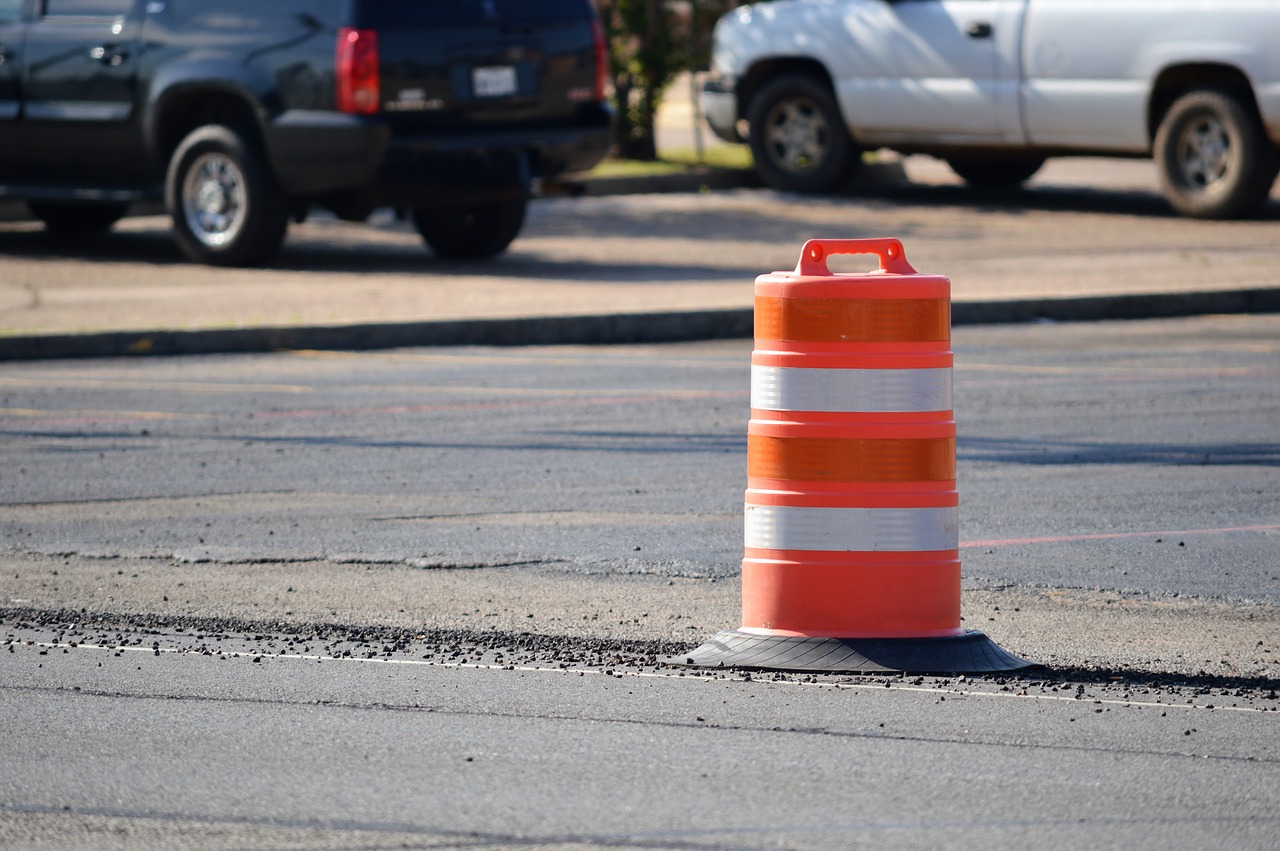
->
[0,605,686,671]
[4,606,1279,705]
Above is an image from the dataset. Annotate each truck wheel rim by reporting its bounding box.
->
[1176,114,1231,189]
[763,98,828,174]
[182,153,248,248]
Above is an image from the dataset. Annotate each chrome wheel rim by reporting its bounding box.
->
[1176,114,1232,189]
[182,152,248,248]
[763,97,829,175]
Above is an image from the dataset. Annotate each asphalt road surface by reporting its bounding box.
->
[2,317,1277,604]
[2,316,1279,849]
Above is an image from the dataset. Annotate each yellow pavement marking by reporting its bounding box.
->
[286,348,745,368]
[961,362,1272,376]
[0,377,313,394]
[0,376,736,400]
[0,408,199,420]
[366,385,737,398]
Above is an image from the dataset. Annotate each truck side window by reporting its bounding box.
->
[0,0,22,22]
[43,0,135,16]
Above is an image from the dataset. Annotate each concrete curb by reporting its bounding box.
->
[3,287,1276,361]
[0,309,755,361]
[951,287,1280,325]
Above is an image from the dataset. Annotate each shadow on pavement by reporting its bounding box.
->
[960,436,1280,468]
[0,224,757,281]
[2,179,1276,270]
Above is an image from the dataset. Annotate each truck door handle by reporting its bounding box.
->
[89,45,130,66]
[966,21,993,39]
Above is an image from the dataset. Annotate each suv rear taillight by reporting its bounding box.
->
[336,27,379,114]
[592,17,608,101]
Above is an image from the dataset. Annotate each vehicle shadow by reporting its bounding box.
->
[0,179,1276,274]
[0,216,767,281]
[844,173,1280,220]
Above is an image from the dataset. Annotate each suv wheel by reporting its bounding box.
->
[747,74,859,193]
[29,202,128,234]
[946,156,1045,189]
[166,124,289,266]
[1154,89,1279,219]
[412,199,527,260]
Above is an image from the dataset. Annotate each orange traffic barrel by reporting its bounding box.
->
[681,238,1030,673]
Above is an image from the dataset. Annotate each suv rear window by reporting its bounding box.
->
[44,0,133,16]
[165,0,342,26]
[353,0,591,27]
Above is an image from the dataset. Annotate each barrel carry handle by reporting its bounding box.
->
[794,238,917,277]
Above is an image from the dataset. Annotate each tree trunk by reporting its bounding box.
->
[613,75,659,160]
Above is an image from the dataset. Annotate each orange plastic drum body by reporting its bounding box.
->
[743,238,963,638]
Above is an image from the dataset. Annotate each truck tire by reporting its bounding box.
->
[412,199,527,260]
[29,202,129,235]
[1154,89,1279,219]
[747,74,859,193]
[166,124,290,266]
[946,156,1044,190]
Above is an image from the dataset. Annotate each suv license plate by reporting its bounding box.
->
[473,65,517,98]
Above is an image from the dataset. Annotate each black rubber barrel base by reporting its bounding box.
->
[670,629,1034,674]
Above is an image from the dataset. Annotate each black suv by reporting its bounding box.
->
[0,0,612,265]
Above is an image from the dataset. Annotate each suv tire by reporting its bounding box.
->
[412,199,527,260]
[946,156,1045,190]
[29,202,129,235]
[166,124,290,266]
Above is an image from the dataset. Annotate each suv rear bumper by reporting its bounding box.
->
[267,109,613,203]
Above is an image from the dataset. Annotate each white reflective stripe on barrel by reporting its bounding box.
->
[751,366,952,413]
[745,504,959,552]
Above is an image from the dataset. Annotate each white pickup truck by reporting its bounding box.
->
[701,0,1280,218]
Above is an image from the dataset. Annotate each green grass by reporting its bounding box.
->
[585,143,754,179]
[585,158,688,179]
[662,144,754,169]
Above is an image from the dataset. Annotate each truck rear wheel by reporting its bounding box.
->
[29,202,129,235]
[412,199,527,260]
[166,125,290,266]
[747,74,859,193]
[1154,89,1279,219]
